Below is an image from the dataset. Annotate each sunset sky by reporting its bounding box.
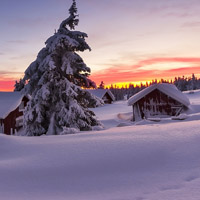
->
[1,0,200,91]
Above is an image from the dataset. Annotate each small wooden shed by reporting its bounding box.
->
[128,83,190,121]
[0,92,29,135]
[88,89,115,104]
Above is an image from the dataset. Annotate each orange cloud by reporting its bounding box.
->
[0,70,23,91]
[90,57,200,85]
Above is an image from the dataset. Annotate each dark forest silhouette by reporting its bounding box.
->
[98,74,200,101]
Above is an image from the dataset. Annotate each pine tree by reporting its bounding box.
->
[20,0,103,136]
[14,78,25,92]
[98,81,105,89]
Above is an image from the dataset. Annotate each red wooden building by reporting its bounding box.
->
[128,84,190,121]
[0,92,29,135]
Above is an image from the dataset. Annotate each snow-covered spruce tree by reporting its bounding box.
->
[21,0,103,136]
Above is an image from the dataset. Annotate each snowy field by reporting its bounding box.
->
[1,90,200,199]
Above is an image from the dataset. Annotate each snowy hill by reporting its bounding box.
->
[1,90,200,199]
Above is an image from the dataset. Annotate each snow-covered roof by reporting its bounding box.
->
[128,83,190,107]
[0,92,24,119]
[87,89,115,101]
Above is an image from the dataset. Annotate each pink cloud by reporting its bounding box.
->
[138,57,200,67]
[0,80,15,91]
[90,57,200,85]
[0,71,23,91]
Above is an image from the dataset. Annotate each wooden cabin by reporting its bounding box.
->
[0,92,29,135]
[88,89,115,104]
[128,84,190,121]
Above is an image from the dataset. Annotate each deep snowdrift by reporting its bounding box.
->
[1,90,200,200]
[1,121,200,200]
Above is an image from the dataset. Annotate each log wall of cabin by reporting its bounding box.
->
[137,89,185,118]
[3,108,23,135]
[2,97,28,135]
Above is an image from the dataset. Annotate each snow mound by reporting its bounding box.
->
[1,120,200,200]
[117,122,133,127]
[60,127,79,135]
[117,112,132,121]
[91,125,105,131]
[171,113,188,120]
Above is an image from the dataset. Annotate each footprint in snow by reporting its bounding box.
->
[135,197,145,200]
[184,174,199,182]
[160,184,182,191]
[112,197,145,200]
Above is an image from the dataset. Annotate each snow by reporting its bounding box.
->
[0,92,24,118]
[184,89,200,105]
[90,100,131,128]
[1,90,200,199]
[128,83,190,107]
[171,113,188,120]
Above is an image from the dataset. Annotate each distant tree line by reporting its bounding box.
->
[98,74,200,101]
